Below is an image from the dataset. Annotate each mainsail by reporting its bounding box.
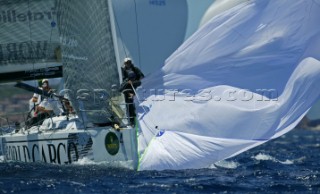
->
[136,0,320,170]
[57,0,122,124]
[0,0,62,82]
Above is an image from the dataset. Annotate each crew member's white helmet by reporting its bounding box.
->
[124,57,132,63]
[42,79,49,83]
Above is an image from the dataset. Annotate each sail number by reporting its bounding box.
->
[60,36,78,47]
[149,0,166,6]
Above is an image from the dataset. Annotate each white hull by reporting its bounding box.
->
[0,116,138,169]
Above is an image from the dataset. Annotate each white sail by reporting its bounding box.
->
[137,0,320,170]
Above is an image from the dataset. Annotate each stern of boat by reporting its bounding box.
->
[87,126,138,169]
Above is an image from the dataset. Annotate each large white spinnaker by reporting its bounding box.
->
[136,0,320,170]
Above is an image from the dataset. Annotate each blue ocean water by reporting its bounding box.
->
[0,128,319,193]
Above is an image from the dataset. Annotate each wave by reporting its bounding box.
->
[252,153,294,165]
[213,160,240,169]
[72,157,136,170]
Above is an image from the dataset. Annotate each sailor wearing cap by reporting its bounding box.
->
[31,79,51,105]
[26,79,64,128]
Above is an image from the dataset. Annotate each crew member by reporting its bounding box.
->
[120,58,144,125]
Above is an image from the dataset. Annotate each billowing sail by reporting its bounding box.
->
[111,0,188,75]
[0,0,62,82]
[57,0,121,124]
[137,0,320,170]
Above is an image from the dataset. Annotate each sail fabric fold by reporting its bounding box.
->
[136,0,320,170]
[138,131,259,170]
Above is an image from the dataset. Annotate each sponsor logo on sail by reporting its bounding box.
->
[156,130,165,137]
[0,8,58,24]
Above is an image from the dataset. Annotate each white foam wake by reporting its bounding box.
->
[73,157,136,170]
[252,153,294,165]
[0,155,4,163]
[211,160,240,169]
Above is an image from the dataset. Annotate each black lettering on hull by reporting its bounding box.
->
[68,142,79,164]
[41,145,47,163]
[48,144,56,163]
[23,145,30,162]
[32,144,39,162]
[57,143,66,164]
[2,133,93,164]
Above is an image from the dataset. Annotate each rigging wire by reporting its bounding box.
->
[113,6,128,59]
[130,83,159,133]
[112,1,158,131]
[112,2,154,129]
[133,0,142,69]
[113,0,142,69]
[131,2,161,131]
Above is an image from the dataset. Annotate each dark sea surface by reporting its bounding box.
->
[0,128,319,194]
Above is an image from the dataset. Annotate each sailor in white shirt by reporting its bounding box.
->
[29,79,64,117]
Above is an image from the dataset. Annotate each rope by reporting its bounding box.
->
[129,82,159,132]
[112,5,128,58]
[112,1,151,129]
